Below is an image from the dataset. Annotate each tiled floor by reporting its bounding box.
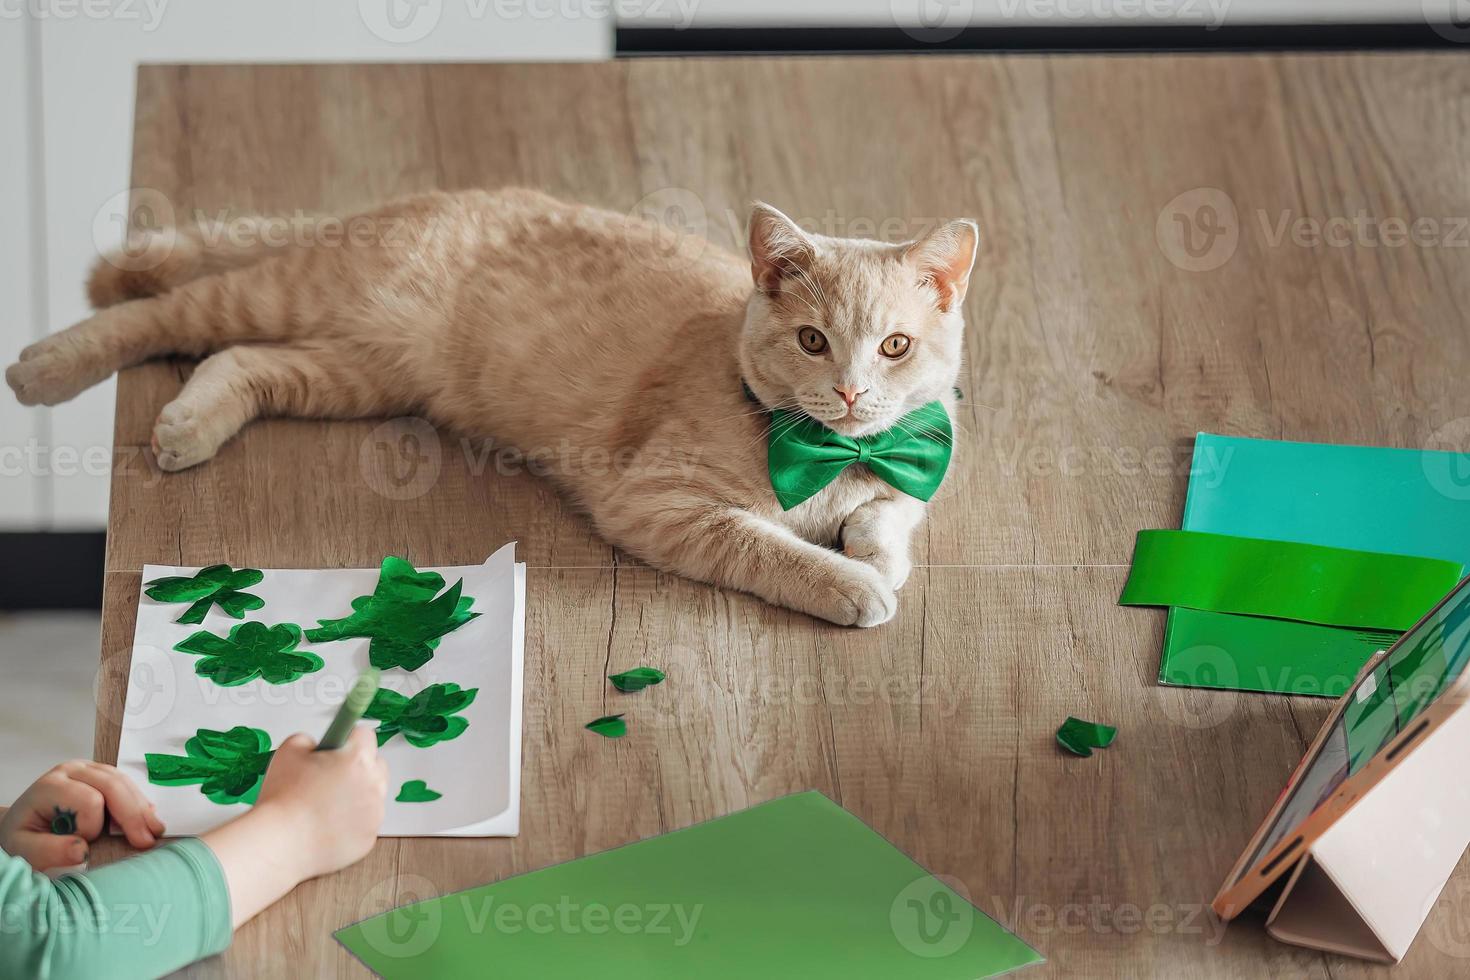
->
[0,612,100,803]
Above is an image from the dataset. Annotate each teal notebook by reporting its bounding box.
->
[336,792,1042,978]
[1160,433,1470,697]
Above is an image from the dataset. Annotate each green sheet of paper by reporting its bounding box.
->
[1121,530,1464,631]
[335,792,1041,979]
[1159,433,1470,697]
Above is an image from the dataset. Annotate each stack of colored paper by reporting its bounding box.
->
[1122,433,1470,697]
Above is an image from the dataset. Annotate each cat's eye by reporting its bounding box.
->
[797,326,828,355]
[880,334,912,359]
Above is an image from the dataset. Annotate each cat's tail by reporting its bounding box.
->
[87,215,301,309]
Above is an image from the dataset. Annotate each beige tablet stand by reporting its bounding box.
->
[1263,691,1470,962]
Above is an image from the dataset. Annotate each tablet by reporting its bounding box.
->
[1213,575,1470,917]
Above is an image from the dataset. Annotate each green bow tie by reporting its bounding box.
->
[762,397,953,510]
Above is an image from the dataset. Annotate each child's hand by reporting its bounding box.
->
[0,761,165,870]
[253,726,389,880]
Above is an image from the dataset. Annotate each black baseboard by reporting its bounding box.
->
[617,23,1467,57]
[0,532,106,611]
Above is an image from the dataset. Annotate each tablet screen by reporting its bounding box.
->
[1234,576,1470,881]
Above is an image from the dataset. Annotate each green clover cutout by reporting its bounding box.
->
[144,564,265,625]
[366,683,477,748]
[396,780,442,803]
[145,726,275,806]
[305,557,479,672]
[174,621,322,687]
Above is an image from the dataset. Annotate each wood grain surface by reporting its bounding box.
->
[90,55,1470,977]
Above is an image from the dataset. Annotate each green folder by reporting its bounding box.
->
[336,792,1042,978]
[1159,433,1470,697]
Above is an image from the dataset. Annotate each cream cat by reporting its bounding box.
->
[7,190,977,627]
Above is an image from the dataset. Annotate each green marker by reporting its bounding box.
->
[317,669,380,750]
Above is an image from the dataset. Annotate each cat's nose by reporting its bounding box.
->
[834,384,868,407]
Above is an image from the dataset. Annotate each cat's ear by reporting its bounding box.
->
[747,203,815,294]
[904,219,979,313]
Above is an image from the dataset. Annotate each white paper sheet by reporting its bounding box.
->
[115,544,525,837]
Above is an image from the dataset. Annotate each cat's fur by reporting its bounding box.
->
[7,190,977,627]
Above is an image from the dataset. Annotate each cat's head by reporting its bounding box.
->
[738,203,977,438]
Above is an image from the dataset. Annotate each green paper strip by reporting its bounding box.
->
[586,714,627,738]
[1121,530,1464,632]
[609,666,666,692]
[1056,717,1117,757]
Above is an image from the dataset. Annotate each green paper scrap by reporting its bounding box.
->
[1055,717,1117,758]
[335,791,1042,979]
[145,726,274,806]
[1121,529,1464,631]
[306,557,479,672]
[586,714,627,738]
[366,683,477,748]
[1157,433,1470,697]
[609,667,666,692]
[144,564,264,625]
[174,621,323,687]
[396,780,443,803]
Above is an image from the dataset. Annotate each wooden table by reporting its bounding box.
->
[94,55,1470,977]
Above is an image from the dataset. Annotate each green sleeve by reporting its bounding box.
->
[0,839,232,980]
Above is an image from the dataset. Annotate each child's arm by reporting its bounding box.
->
[0,726,387,979]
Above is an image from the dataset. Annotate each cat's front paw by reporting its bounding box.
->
[842,533,912,591]
[807,560,897,628]
[152,402,224,471]
[846,537,911,590]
